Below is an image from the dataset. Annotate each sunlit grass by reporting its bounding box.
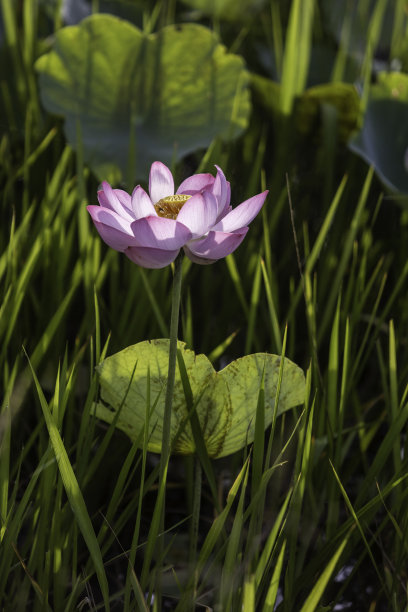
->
[1,0,408,610]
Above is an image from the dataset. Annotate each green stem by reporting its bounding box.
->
[161,252,183,465]
[155,252,184,608]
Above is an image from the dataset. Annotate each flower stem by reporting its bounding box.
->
[161,251,183,464]
[155,252,183,608]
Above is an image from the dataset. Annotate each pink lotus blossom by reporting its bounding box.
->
[87,162,268,269]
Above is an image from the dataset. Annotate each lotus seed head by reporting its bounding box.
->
[154,194,191,219]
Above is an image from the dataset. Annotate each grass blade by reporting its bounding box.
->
[299,530,351,612]
[25,352,110,611]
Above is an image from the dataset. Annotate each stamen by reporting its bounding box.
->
[154,194,191,219]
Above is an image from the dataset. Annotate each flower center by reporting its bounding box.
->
[154,194,191,219]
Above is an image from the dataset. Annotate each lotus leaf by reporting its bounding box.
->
[350,73,408,194]
[35,15,250,182]
[94,339,305,458]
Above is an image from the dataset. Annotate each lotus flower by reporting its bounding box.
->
[87,162,268,269]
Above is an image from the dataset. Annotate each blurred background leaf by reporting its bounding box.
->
[35,14,251,184]
[41,0,146,25]
[180,0,266,21]
[350,72,408,195]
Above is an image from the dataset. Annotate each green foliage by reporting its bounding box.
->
[350,97,408,194]
[35,14,250,183]
[94,339,305,458]
[252,76,361,142]
[180,0,266,20]
[26,356,111,611]
[350,72,408,195]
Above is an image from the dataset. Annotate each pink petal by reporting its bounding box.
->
[131,186,157,220]
[176,191,218,239]
[184,228,248,263]
[177,173,215,195]
[149,162,174,203]
[87,205,137,251]
[212,165,230,216]
[216,182,231,221]
[212,191,268,233]
[183,247,216,265]
[97,182,134,222]
[87,205,134,234]
[125,245,180,269]
[130,216,192,250]
[114,189,133,212]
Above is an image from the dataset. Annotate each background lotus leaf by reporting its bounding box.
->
[180,0,266,21]
[371,71,408,102]
[35,14,250,183]
[94,339,305,458]
[58,0,145,26]
[294,82,360,143]
[251,75,360,142]
[321,0,397,67]
[350,72,408,195]
[250,74,281,115]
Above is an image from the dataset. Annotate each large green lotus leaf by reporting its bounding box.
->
[94,339,230,455]
[94,340,305,458]
[35,15,250,182]
[349,98,408,194]
[216,353,305,457]
[181,0,266,20]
